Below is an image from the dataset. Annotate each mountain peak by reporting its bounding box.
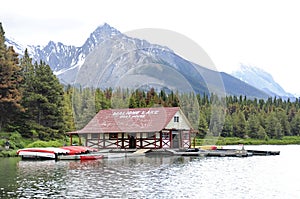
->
[98,22,115,29]
[81,23,121,51]
[232,64,294,99]
[46,40,56,46]
[91,22,121,37]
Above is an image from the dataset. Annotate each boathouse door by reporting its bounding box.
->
[172,131,179,148]
[129,135,136,149]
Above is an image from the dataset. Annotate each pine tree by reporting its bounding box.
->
[19,57,66,139]
[129,94,137,108]
[17,49,36,136]
[63,85,75,132]
[247,114,260,138]
[275,109,291,136]
[209,106,224,136]
[198,112,208,138]
[0,23,24,131]
[232,112,247,138]
[221,115,233,137]
[291,112,300,136]
[73,87,96,129]
[265,112,282,139]
[257,125,267,140]
[36,61,66,139]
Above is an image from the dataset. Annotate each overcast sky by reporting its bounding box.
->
[1,0,299,95]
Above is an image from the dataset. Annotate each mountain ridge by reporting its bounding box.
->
[4,23,279,99]
[231,64,294,99]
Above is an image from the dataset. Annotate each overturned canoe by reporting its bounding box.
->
[17,147,70,160]
[58,153,104,160]
[17,146,100,160]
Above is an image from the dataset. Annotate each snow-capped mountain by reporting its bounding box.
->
[5,36,35,55]
[33,23,122,76]
[5,23,272,99]
[232,64,294,99]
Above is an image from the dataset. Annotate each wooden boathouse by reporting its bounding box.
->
[68,107,193,150]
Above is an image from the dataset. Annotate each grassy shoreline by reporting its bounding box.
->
[194,136,300,146]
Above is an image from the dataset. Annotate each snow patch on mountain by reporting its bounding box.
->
[232,64,294,99]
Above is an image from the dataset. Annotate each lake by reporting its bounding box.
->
[1,145,300,198]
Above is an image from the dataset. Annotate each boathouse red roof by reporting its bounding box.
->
[72,107,182,134]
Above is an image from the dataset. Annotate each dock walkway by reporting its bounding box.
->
[164,149,253,157]
[64,148,280,160]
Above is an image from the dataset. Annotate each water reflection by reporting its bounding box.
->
[1,146,300,198]
[0,157,19,198]
[11,156,194,198]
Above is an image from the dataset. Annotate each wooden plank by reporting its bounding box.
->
[133,149,151,154]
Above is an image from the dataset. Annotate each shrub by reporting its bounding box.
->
[9,132,26,149]
[0,150,18,157]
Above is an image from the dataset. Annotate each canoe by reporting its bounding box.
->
[60,146,98,155]
[17,146,100,160]
[80,154,103,160]
[60,146,86,154]
[199,145,220,150]
[17,147,70,160]
[58,153,104,160]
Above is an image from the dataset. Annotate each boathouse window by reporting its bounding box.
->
[183,131,189,140]
[147,132,155,138]
[91,133,99,139]
[174,116,179,122]
[109,133,118,139]
[162,132,169,139]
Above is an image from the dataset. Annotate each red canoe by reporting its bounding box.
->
[60,146,98,155]
[80,154,104,160]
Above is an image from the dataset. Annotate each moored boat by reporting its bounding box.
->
[60,146,98,155]
[17,147,70,160]
[80,154,103,160]
[17,146,99,160]
[58,153,104,160]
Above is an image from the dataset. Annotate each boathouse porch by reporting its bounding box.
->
[77,129,191,150]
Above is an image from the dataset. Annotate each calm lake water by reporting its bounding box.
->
[1,145,300,199]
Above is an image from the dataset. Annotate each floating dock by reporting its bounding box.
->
[57,147,280,160]
[246,149,280,156]
[133,148,279,158]
[148,148,253,157]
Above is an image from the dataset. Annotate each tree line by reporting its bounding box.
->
[1,22,300,141]
[0,23,65,140]
[198,95,300,140]
[67,87,300,140]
